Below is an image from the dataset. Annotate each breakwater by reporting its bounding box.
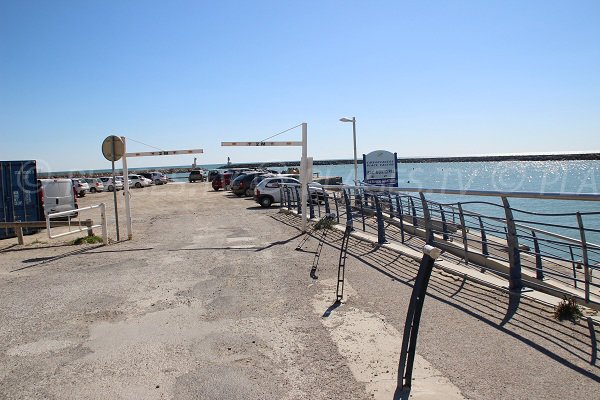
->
[224,152,600,169]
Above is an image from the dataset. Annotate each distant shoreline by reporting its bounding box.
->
[40,152,600,177]
[223,152,600,169]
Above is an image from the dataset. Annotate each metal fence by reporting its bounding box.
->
[280,184,600,306]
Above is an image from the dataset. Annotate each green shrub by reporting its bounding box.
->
[71,235,104,245]
[314,215,337,230]
[554,296,583,323]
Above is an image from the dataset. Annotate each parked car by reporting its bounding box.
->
[211,172,232,191]
[99,177,124,192]
[254,177,324,208]
[128,174,150,188]
[38,178,78,218]
[254,177,302,207]
[116,176,133,188]
[141,172,168,185]
[83,178,105,193]
[231,173,261,197]
[188,170,205,182]
[72,178,90,198]
[249,173,274,194]
[207,170,221,182]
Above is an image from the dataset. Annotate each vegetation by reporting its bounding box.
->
[554,296,583,323]
[314,214,337,230]
[71,235,104,245]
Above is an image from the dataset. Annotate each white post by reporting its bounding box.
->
[300,122,308,232]
[121,136,133,240]
[100,203,108,245]
[352,117,358,185]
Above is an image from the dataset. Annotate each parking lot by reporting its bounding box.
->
[0,182,599,399]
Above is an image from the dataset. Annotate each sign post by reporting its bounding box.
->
[102,135,125,241]
[221,122,309,231]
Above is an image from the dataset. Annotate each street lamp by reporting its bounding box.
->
[340,117,358,185]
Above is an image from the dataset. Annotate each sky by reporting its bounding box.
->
[1,0,599,172]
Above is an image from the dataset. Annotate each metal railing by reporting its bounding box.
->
[46,203,108,245]
[280,184,600,306]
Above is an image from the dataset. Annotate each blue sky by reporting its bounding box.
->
[1,0,599,171]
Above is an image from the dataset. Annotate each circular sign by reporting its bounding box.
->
[102,135,125,161]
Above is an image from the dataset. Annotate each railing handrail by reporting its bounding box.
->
[319,184,600,202]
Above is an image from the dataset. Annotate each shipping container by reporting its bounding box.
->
[0,160,42,240]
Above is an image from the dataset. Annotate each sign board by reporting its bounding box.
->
[362,150,398,186]
[221,141,302,147]
[102,136,125,161]
[125,149,203,157]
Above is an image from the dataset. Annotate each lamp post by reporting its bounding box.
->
[340,117,357,184]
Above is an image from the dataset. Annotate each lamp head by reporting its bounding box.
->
[339,117,354,123]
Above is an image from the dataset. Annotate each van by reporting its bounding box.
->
[38,179,77,218]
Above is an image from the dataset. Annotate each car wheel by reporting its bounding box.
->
[135,182,142,188]
[260,196,272,208]
[90,187,96,193]
[108,185,114,192]
[235,192,243,197]
[246,188,253,197]
[79,191,85,197]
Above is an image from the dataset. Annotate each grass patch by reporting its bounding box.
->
[71,235,104,245]
[554,296,583,323]
[314,214,337,230]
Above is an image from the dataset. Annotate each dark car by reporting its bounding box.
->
[189,170,205,182]
[249,174,273,194]
[207,170,222,182]
[231,173,261,197]
[211,172,231,191]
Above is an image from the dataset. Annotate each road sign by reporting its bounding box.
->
[221,141,302,147]
[102,136,125,161]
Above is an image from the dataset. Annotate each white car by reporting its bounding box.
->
[99,177,124,192]
[128,174,150,188]
[116,176,133,188]
[72,179,90,198]
[254,177,326,208]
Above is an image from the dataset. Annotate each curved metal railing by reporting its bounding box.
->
[280,183,600,306]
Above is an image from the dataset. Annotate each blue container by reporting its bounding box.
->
[0,160,42,240]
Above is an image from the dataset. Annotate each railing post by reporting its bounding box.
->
[309,186,315,219]
[396,195,405,243]
[419,192,433,244]
[409,197,418,227]
[295,187,301,215]
[569,245,579,289]
[324,190,331,214]
[457,203,469,265]
[374,195,387,244]
[279,186,284,210]
[359,189,366,231]
[439,205,449,241]
[478,216,488,256]
[333,192,340,223]
[501,196,523,291]
[576,212,591,303]
[531,230,544,280]
[342,189,353,228]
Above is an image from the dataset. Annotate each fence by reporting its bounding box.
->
[280,184,600,307]
[46,203,108,245]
